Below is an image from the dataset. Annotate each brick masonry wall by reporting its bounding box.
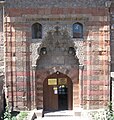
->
[110,2,114,110]
[4,0,110,110]
[0,5,4,76]
[0,4,4,115]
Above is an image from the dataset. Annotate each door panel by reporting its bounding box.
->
[43,72,72,111]
[43,80,58,111]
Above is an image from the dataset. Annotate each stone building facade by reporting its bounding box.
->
[0,75,4,115]
[0,1,5,115]
[0,0,112,111]
[110,1,114,110]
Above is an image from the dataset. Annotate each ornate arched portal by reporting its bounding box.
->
[35,27,80,110]
[43,72,73,111]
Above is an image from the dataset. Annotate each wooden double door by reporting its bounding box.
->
[43,72,73,111]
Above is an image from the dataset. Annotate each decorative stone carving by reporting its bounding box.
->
[38,26,76,53]
[36,26,79,69]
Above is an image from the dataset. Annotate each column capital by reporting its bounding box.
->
[0,1,6,4]
[105,1,112,8]
[79,64,84,70]
[32,65,37,70]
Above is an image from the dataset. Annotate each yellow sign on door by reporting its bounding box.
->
[58,78,67,85]
[48,78,57,85]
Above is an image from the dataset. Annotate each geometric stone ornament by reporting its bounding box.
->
[36,26,79,69]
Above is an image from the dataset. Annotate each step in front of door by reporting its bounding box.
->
[43,110,75,117]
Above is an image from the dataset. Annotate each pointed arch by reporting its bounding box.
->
[73,22,83,38]
[43,72,73,111]
[32,23,42,39]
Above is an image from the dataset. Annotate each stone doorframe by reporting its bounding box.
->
[32,66,84,110]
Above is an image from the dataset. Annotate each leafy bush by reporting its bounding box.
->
[2,106,17,120]
[87,103,114,120]
[17,112,28,120]
[87,110,106,120]
[1,106,28,120]
[3,106,12,120]
[106,103,114,120]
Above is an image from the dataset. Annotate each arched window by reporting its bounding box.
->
[73,23,83,38]
[32,23,42,39]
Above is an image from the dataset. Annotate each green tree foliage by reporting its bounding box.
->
[1,106,17,120]
[3,106,12,120]
[106,103,114,120]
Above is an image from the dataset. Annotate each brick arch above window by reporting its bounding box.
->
[73,22,83,38]
[32,23,42,39]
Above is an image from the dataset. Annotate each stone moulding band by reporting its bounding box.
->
[26,17,89,22]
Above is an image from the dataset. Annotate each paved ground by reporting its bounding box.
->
[37,116,81,120]
[27,108,106,120]
[36,110,89,120]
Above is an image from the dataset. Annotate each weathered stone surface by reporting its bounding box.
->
[0,7,4,113]
[2,0,111,111]
[0,76,4,114]
[5,0,107,8]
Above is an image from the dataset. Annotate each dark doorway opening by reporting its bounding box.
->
[58,85,68,110]
[3,92,6,111]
